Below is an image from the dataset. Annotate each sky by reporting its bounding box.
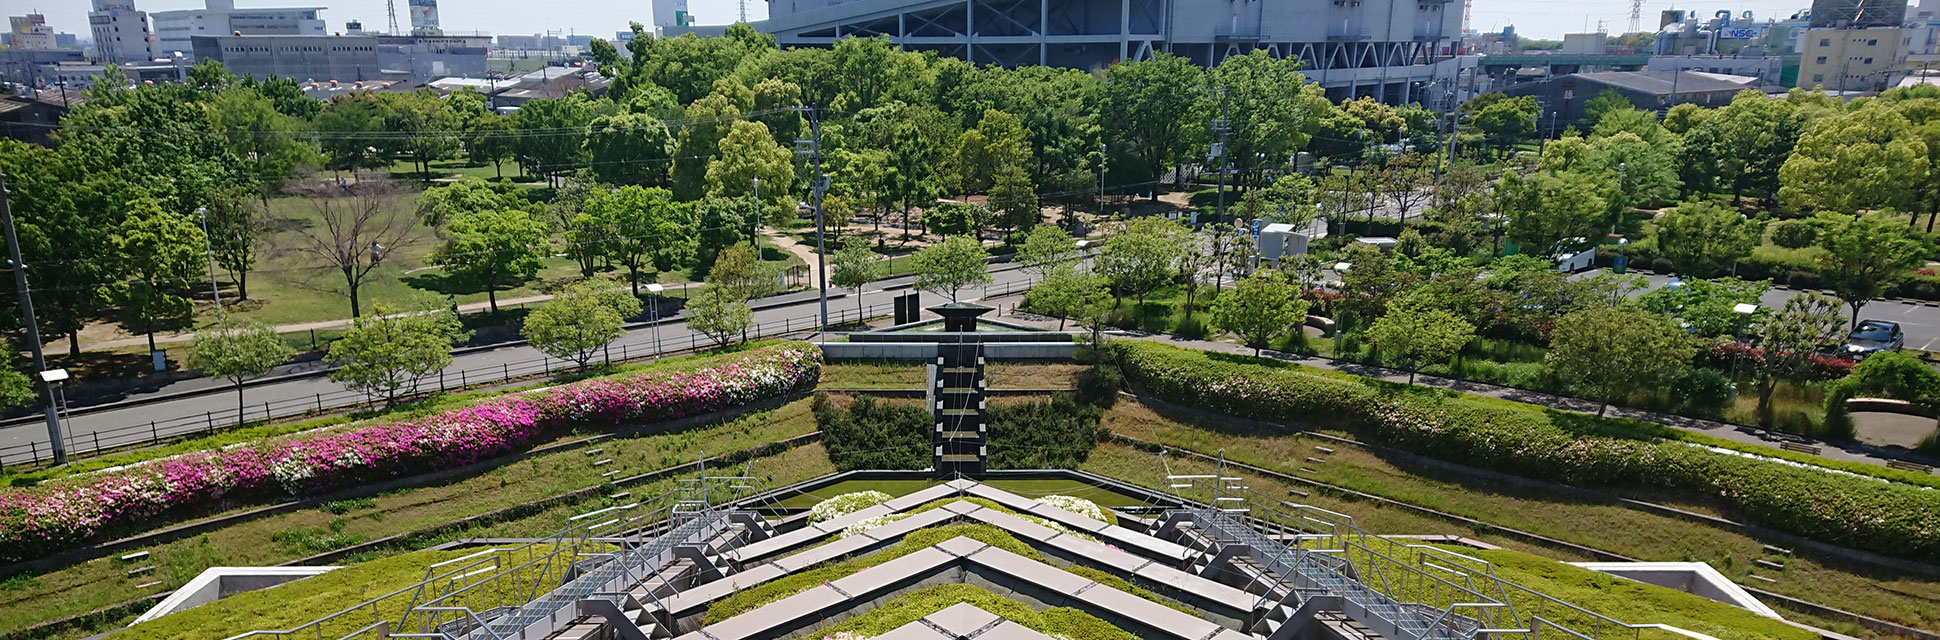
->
[9,0,1829,44]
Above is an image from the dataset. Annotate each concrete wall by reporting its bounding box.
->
[132,566,339,624]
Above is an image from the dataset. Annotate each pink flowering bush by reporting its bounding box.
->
[0,343,820,563]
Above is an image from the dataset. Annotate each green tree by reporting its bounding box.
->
[524,282,641,369]
[925,201,989,238]
[1096,217,1187,307]
[687,284,753,348]
[511,94,602,185]
[1780,100,1928,214]
[1579,88,1632,131]
[1025,266,1109,331]
[587,186,695,295]
[988,166,1040,235]
[1337,243,1417,320]
[1016,224,1078,276]
[1745,292,1846,423]
[1638,277,1770,338]
[673,93,741,200]
[315,92,396,173]
[1209,51,1331,186]
[116,199,207,352]
[1818,214,1936,328]
[429,209,551,314]
[1464,93,1540,156]
[466,112,515,179]
[912,235,992,301]
[1495,171,1609,256]
[1365,294,1476,384]
[1545,307,1697,416]
[829,237,884,322]
[585,112,676,187]
[207,86,317,201]
[326,303,471,405]
[708,243,778,303]
[380,90,462,183]
[416,176,528,228]
[1209,268,1308,356]
[1655,201,1765,277]
[201,189,265,300]
[1098,54,1205,195]
[705,120,796,224]
[185,320,296,424]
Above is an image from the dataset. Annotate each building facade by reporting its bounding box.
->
[9,14,57,50]
[152,0,326,59]
[377,35,490,81]
[1798,26,1903,91]
[89,0,156,65]
[751,0,1463,102]
[190,34,383,82]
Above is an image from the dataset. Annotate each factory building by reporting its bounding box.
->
[151,0,326,59]
[89,0,156,66]
[190,34,382,82]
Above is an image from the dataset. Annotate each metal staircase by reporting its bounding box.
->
[931,339,987,476]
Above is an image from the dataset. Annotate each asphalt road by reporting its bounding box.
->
[0,264,1042,464]
[1620,272,1940,351]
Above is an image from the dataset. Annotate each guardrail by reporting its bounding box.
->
[0,299,900,469]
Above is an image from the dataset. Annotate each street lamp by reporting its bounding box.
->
[645,283,665,360]
[38,368,68,454]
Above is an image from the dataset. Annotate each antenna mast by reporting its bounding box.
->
[387,0,401,34]
[1628,0,1643,32]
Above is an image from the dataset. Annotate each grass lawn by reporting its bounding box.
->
[0,400,830,636]
[1095,398,1940,636]
[116,545,593,640]
[1449,546,1817,640]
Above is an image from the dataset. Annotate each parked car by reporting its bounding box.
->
[1846,320,1905,359]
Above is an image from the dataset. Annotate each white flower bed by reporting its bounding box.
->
[839,514,909,538]
[1035,495,1108,522]
[809,490,893,522]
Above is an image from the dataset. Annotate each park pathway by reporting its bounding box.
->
[763,228,826,290]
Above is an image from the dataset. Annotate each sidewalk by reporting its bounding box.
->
[68,293,564,352]
[763,229,825,289]
[978,291,1927,474]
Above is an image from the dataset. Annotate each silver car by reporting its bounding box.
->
[1846,320,1905,359]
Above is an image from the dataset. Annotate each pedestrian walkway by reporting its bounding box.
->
[763,229,825,289]
[977,292,1929,475]
[61,293,565,353]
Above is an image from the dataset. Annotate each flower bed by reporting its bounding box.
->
[0,343,821,564]
[1113,341,1940,563]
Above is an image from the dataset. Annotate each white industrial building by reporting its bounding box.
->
[88,0,156,66]
[151,0,326,59]
[742,0,1465,102]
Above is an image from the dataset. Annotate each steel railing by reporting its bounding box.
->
[1,300,901,468]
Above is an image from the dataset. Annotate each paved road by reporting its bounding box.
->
[0,264,1042,464]
[1616,272,1940,351]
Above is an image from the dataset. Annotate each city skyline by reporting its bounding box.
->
[14,0,1834,46]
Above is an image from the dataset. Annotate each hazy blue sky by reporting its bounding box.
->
[15,0,1819,47]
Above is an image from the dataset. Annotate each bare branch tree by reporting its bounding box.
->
[279,179,423,318]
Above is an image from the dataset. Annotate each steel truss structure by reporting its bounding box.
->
[757,0,1465,101]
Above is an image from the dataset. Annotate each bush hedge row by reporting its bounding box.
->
[1112,341,1940,562]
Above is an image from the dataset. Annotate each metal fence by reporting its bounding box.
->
[0,299,907,468]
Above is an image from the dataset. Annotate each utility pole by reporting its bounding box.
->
[1098,141,1107,224]
[0,174,64,465]
[195,207,225,322]
[1211,87,1231,223]
[794,106,829,331]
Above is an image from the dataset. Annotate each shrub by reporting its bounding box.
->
[808,490,893,523]
[1036,495,1109,523]
[815,394,930,471]
[1075,364,1123,406]
[0,343,822,564]
[1770,220,1820,249]
[1112,341,1940,562]
[1671,368,1734,414]
[988,394,1106,469]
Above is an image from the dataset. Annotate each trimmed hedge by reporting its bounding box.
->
[1113,341,1940,562]
[988,394,1108,469]
[814,394,929,471]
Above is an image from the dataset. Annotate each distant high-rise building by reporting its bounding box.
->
[8,14,58,49]
[1809,0,1906,28]
[151,0,326,59]
[409,0,441,36]
[653,0,692,34]
[89,0,156,65]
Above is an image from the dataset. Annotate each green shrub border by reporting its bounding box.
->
[1112,341,1940,563]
